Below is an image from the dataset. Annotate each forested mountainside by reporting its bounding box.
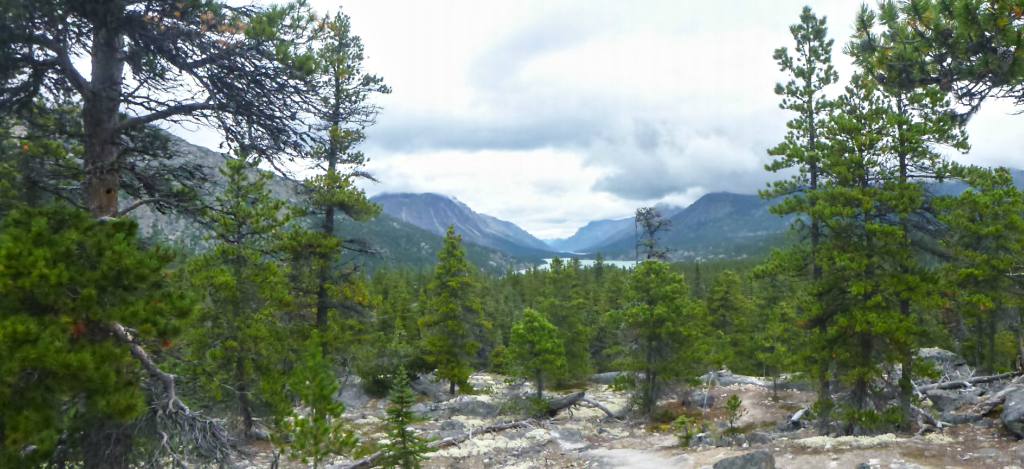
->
[372,192,555,259]
[5,2,1024,469]
[129,135,528,273]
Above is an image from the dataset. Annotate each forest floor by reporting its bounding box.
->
[238,372,1024,469]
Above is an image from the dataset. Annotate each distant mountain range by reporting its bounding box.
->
[372,193,556,259]
[544,203,684,254]
[128,136,528,274]
[135,134,1024,270]
[582,192,791,261]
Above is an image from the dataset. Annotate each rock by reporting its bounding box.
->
[747,432,773,445]
[701,370,769,387]
[713,450,775,469]
[411,373,448,402]
[590,371,629,385]
[925,388,979,412]
[916,348,972,382]
[447,397,500,418]
[435,419,466,439]
[682,389,716,409]
[337,376,370,410]
[1000,387,1024,438]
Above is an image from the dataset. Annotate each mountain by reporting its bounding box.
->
[546,203,684,253]
[371,193,555,259]
[128,135,528,273]
[546,218,634,253]
[587,192,790,261]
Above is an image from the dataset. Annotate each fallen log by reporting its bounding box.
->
[544,391,586,417]
[916,372,1019,392]
[343,420,535,469]
[945,383,1023,424]
[579,397,624,420]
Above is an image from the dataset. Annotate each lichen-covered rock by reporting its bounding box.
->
[713,450,775,469]
[682,389,716,409]
[916,348,972,382]
[1000,386,1024,438]
[925,388,981,413]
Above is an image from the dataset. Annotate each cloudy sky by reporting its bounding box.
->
[176,0,1021,239]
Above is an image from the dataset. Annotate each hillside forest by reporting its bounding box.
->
[2,1,1024,468]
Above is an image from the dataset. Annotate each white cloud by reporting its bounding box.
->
[167,0,1021,239]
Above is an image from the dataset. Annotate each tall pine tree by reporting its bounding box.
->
[420,227,484,394]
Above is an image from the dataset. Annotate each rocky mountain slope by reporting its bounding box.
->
[545,203,684,254]
[127,135,528,273]
[585,193,791,261]
[372,193,556,259]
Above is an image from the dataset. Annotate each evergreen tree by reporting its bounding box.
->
[705,270,755,371]
[634,207,671,261]
[939,167,1024,372]
[538,257,594,384]
[850,7,970,428]
[0,205,192,467]
[420,226,484,394]
[0,0,326,217]
[851,0,1024,113]
[302,9,385,346]
[281,332,358,468]
[764,5,839,433]
[619,261,709,416]
[182,158,295,437]
[509,309,567,399]
[379,367,433,469]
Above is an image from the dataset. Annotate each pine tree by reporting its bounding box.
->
[705,270,755,371]
[619,261,709,416]
[379,367,433,469]
[281,332,358,468]
[939,167,1024,372]
[764,6,839,433]
[420,226,484,394]
[850,7,970,428]
[182,158,296,437]
[851,0,1024,113]
[302,10,385,347]
[538,257,594,384]
[0,0,327,217]
[509,308,567,399]
[0,205,192,466]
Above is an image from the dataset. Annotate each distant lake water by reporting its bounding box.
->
[519,258,637,273]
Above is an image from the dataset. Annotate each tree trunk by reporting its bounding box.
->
[536,372,544,400]
[237,356,254,436]
[449,380,456,395]
[898,299,914,432]
[83,15,125,217]
[315,71,344,344]
[81,420,133,469]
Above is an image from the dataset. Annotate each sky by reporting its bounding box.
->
[173,0,1023,239]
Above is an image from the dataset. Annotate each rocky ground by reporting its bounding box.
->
[237,350,1024,469]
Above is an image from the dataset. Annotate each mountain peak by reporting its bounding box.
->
[370,193,554,258]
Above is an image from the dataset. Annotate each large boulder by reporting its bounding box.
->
[713,450,775,469]
[925,388,980,413]
[701,370,768,387]
[590,371,630,385]
[411,373,448,402]
[337,376,370,410]
[916,348,972,382]
[1001,387,1024,438]
[682,389,716,409]
[446,396,500,418]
